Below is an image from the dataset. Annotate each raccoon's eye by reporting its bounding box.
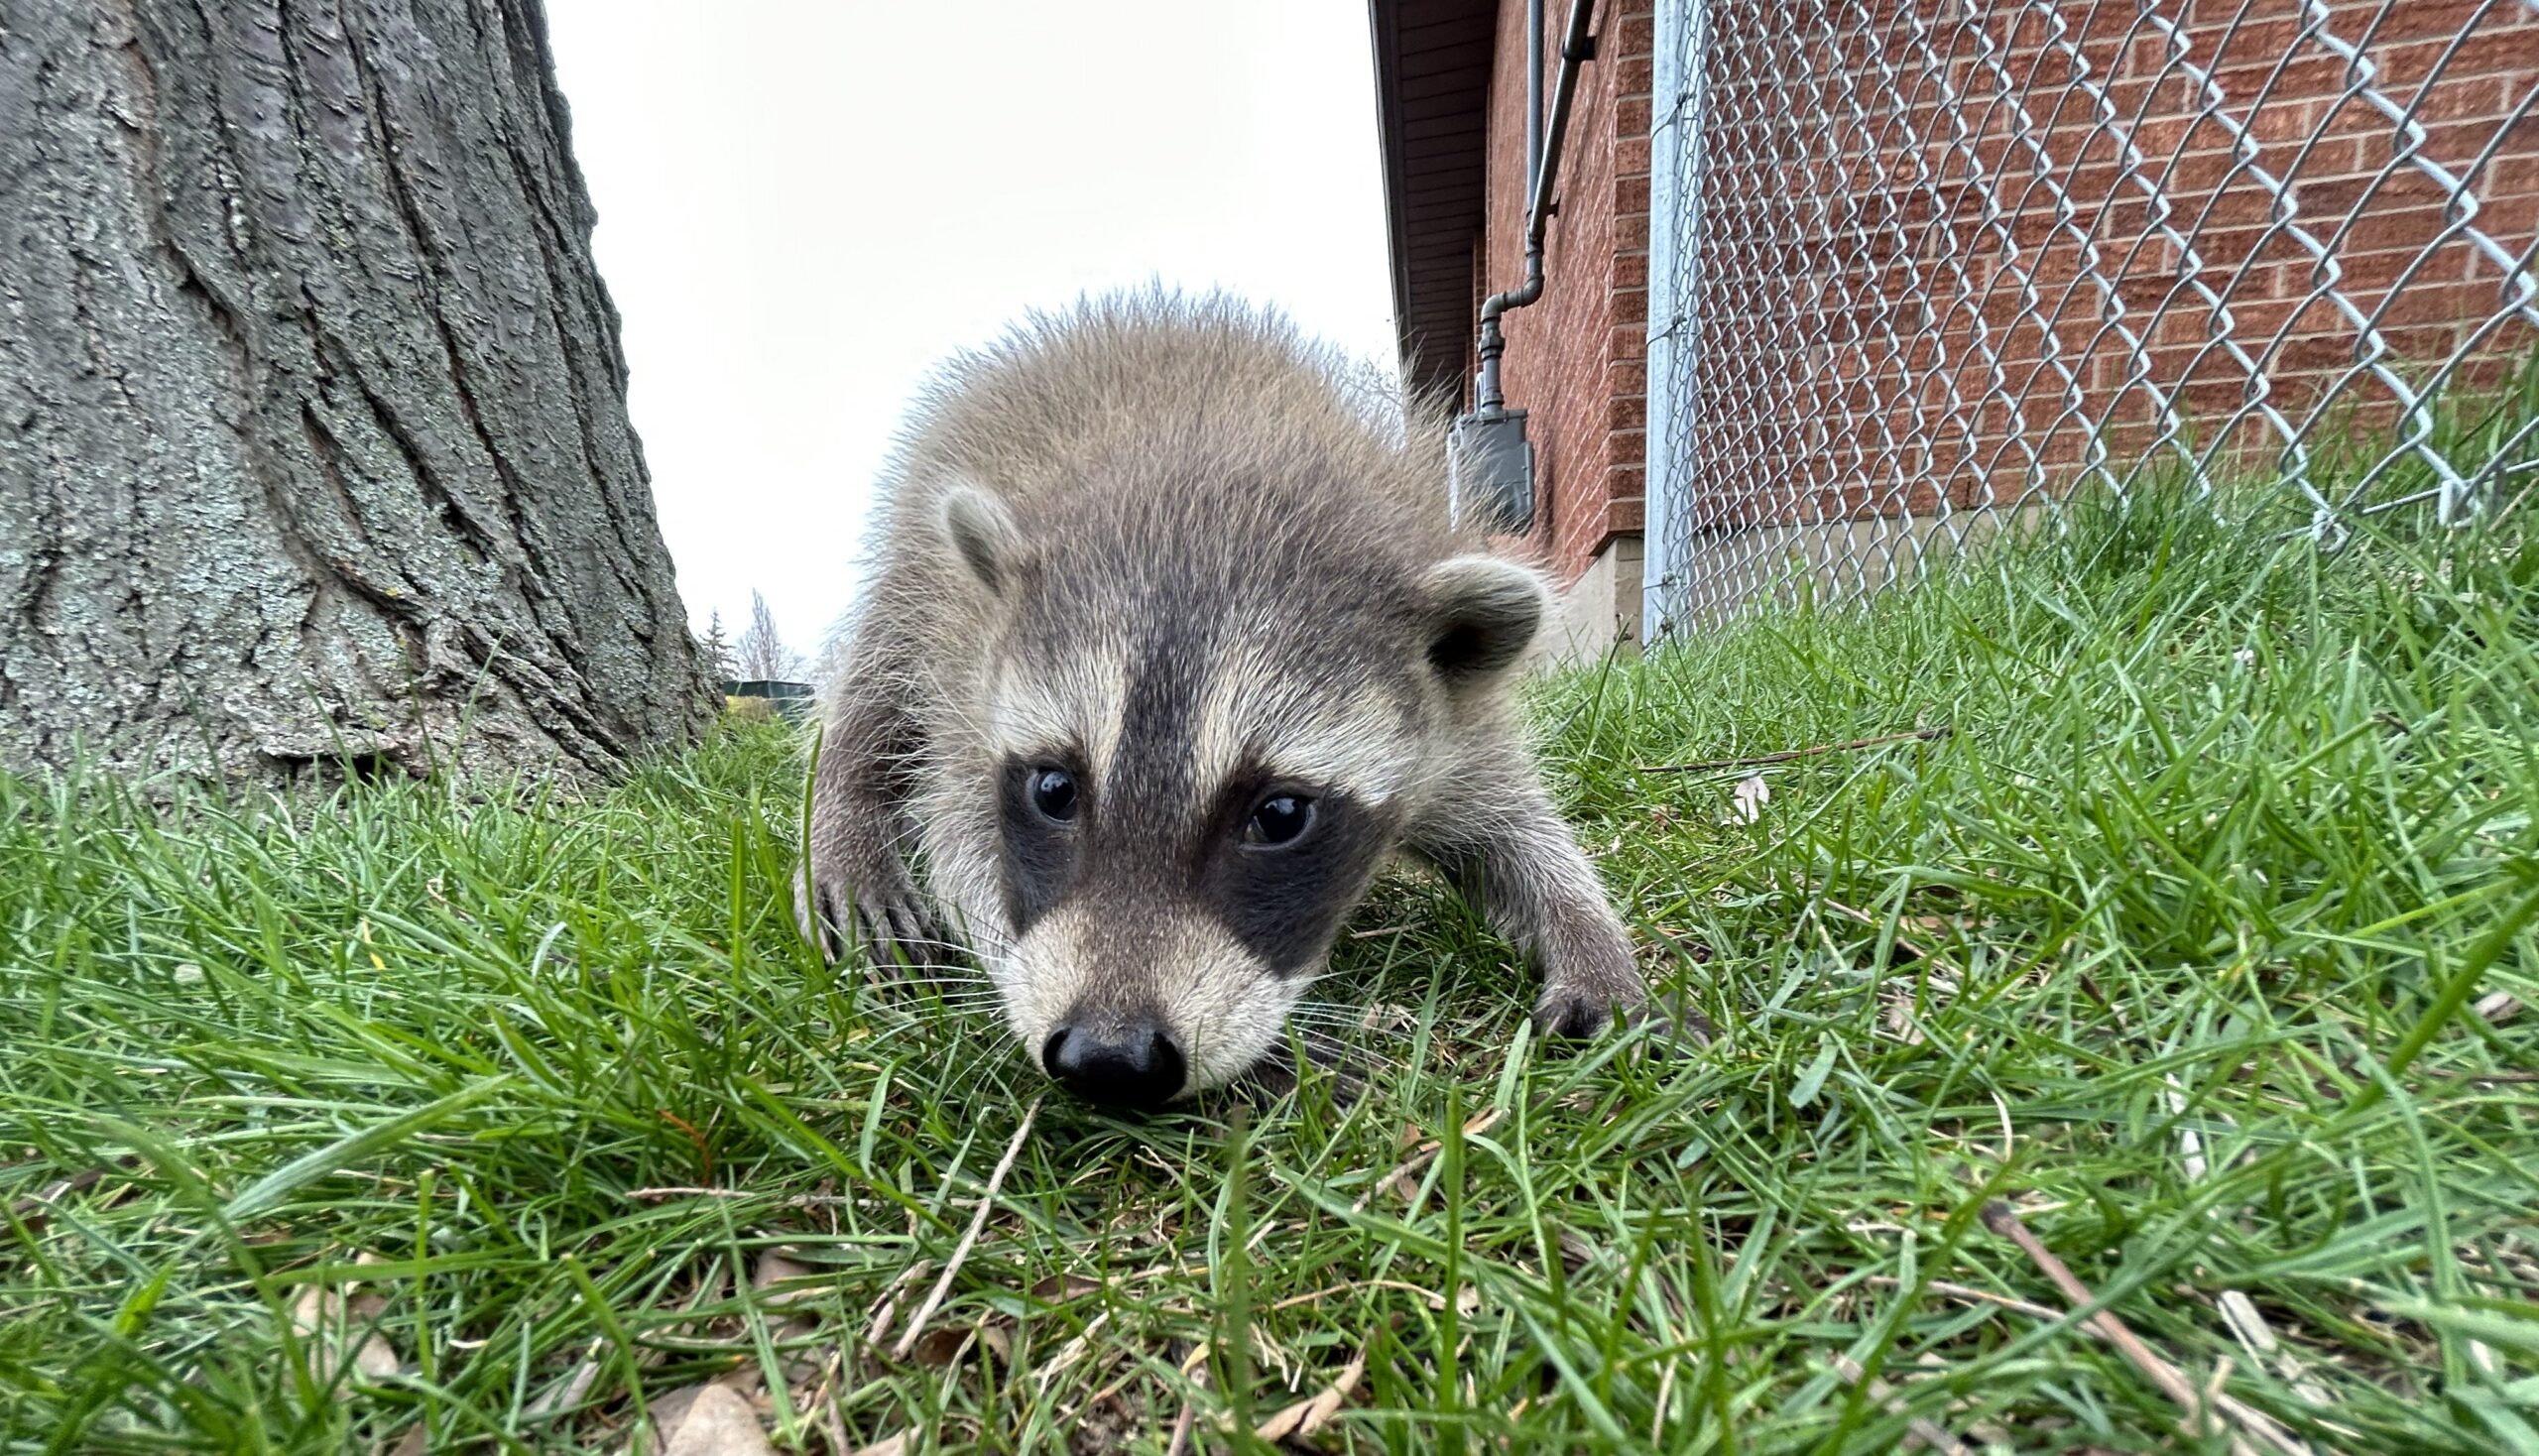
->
[1029,767,1078,822]
[1243,793,1315,847]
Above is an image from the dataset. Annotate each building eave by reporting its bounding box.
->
[1369,0,1499,405]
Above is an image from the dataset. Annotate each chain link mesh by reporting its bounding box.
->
[1642,0,2539,632]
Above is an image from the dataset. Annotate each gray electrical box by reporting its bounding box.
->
[1448,409,1534,533]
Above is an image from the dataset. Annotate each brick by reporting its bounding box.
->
[2395,26,2539,90]
[2125,113,2199,158]
[2194,181,2301,228]
[2196,16,2309,72]
[2207,53,2352,109]
[1611,12,1655,60]
[2156,145,2266,199]
[2356,272,2497,327]
[2245,95,2326,146]
[2372,0,2522,47]
[2335,198,2464,250]
[2405,73,2515,127]
[2438,106,2539,165]
[1611,283,1647,326]
[2290,134,2371,178]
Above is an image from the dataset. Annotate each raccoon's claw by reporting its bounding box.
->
[1533,985,1634,1039]
[795,866,942,971]
[853,894,945,972]
[793,871,841,958]
[1533,985,1713,1052]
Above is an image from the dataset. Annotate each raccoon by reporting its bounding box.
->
[795,293,1653,1109]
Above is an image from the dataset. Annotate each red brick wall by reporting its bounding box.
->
[1477,2,1655,587]
[1665,0,2539,528]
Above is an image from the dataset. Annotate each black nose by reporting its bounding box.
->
[1042,1021,1185,1109]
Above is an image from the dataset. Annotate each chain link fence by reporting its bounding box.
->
[1642,0,2539,633]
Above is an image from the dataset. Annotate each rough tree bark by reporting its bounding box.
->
[0,0,714,787]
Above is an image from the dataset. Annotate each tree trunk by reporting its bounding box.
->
[0,0,714,787]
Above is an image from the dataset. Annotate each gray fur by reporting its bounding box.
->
[796,292,1649,1095]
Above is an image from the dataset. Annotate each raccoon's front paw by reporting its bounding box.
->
[1532,981,1713,1050]
[1532,978,1645,1039]
[795,858,943,971]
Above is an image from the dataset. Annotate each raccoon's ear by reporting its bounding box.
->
[1418,554,1546,681]
[938,483,1022,595]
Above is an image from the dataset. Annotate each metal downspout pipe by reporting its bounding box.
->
[1474,0,1598,422]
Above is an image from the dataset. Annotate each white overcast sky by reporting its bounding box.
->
[542,0,1400,661]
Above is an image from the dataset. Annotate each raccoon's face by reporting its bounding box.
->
[937,482,1543,1108]
[983,654,1412,1105]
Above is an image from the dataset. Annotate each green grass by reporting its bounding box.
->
[4,488,2538,1453]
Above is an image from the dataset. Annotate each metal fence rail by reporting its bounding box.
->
[1642,0,2539,633]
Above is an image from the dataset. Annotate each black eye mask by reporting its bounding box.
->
[994,744,1395,979]
[1200,784,1390,976]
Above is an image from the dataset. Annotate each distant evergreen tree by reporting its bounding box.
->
[701,612,736,684]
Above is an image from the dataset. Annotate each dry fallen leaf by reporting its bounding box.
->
[1882,992,1926,1045]
[1727,773,1770,824]
[1555,1227,1598,1273]
[1027,1273,1104,1302]
[657,1383,778,1456]
[850,1435,910,1456]
[976,1322,1014,1366]
[523,1353,600,1418]
[1255,1341,1371,1443]
[908,1325,973,1368]
[750,1251,817,1309]
[290,1283,399,1386]
[1369,1107,1508,1205]
[1358,1002,1416,1032]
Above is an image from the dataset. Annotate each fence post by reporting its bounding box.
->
[1642,0,1716,641]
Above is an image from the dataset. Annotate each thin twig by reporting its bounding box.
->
[1164,1349,1210,1456]
[622,1186,875,1206]
[2217,1290,2340,1412]
[863,1261,932,1348]
[7,1167,104,1226]
[1832,1354,1973,1456]
[1638,724,1951,776]
[1163,1397,1198,1456]
[890,1099,1039,1362]
[2416,1067,2539,1083]
[1981,1201,2311,1456]
[1866,1275,2074,1326]
[1267,1278,1450,1312]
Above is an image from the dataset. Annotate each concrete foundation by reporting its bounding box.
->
[1523,534,1643,670]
